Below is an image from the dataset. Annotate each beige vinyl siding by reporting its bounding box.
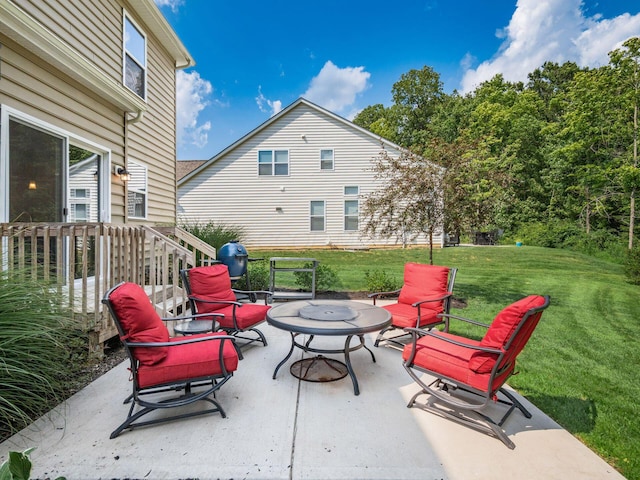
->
[126,36,177,224]
[179,102,439,249]
[2,0,179,225]
[11,0,122,81]
[0,40,127,220]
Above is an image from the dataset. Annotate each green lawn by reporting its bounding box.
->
[250,246,639,479]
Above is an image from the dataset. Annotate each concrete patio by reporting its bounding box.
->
[0,303,625,480]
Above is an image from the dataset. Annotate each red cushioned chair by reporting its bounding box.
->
[181,264,272,350]
[102,282,239,439]
[402,294,550,449]
[370,263,457,349]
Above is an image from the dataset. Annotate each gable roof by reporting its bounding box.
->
[178,97,407,185]
[177,160,207,180]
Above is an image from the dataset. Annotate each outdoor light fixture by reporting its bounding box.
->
[28,180,37,190]
[113,165,131,182]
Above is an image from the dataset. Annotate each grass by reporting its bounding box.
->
[250,246,639,479]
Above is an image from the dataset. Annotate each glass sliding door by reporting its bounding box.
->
[9,119,66,223]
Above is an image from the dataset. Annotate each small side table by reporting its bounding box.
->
[173,318,220,336]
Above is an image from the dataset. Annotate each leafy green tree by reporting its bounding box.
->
[360,147,445,264]
[390,66,444,146]
[352,104,387,131]
[609,37,640,249]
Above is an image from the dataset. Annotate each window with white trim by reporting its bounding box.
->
[71,188,88,198]
[344,200,359,231]
[127,160,148,219]
[320,149,334,170]
[310,200,325,231]
[344,186,359,231]
[123,14,146,99]
[258,150,289,176]
[71,203,89,222]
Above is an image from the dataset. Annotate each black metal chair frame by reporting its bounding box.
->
[402,295,550,449]
[181,268,272,349]
[103,283,238,439]
[371,267,457,349]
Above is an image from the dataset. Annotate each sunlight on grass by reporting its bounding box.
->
[251,245,638,479]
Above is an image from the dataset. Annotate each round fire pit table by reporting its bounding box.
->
[267,300,391,395]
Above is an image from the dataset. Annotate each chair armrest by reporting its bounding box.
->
[232,289,273,304]
[161,312,224,322]
[232,289,273,296]
[189,295,242,307]
[412,292,453,307]
[404,327,501,354]
[438,312,491,329]
[125,334,237,349]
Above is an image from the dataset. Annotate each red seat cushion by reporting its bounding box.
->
[108,283,169,366]
[402,332,513,392]
[214,304,271,330]
[383,303,441,329]
[469,295,546,373]
[187,264,270,330]
[397,263,450,312]
[136,332,239,389]
[187,265,236,313]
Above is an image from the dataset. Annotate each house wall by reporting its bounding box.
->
[179,102,440,249]
[0,0,178,225]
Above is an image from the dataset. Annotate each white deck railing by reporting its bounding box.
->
[0,223,217,350]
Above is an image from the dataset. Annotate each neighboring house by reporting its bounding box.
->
[178,98,444,249]
[0,0,216,347]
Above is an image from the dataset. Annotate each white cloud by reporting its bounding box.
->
[154,0,184,13]
[460,0,640,93]
[176,70,212,149]
[302,61,371,114]
[256,87,283,116]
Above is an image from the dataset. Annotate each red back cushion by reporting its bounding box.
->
[108,282,169,366]
[187,264,237,313]
[469,295,547,373]
[398,263,450,312]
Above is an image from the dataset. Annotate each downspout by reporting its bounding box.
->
[122,110,143,225]
[127,110,144,124]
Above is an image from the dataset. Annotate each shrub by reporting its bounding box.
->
[509,221,626,263]
[624,247,640,284]
[0,270,83,441]
[364,269,401,293]
[180,220,245,252]
[294,263,339,292]
[234,260,270,291]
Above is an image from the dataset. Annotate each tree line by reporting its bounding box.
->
[354,37,640,255]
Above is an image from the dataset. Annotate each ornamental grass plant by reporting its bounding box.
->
[0,269,83,441]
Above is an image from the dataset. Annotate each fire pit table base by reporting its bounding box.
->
[267,300,391,395]
[290,356,348,382]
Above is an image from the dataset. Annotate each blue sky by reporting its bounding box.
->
[155,0,640,160]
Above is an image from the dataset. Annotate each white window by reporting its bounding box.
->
[71,203,89,222]
[71,188,89,198]
[258,150,289,176]
[127,160,147,219]
[320,149,334,170]
[344,200,359,231]
[344,185,359,195]
[123,15,146,99]
[310,201,325,231]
